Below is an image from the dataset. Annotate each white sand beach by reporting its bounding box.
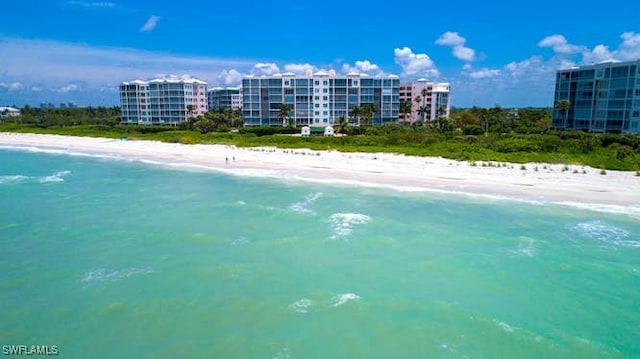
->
[2,132,639,212]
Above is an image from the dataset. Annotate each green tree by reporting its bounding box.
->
[399,100,412,123]
[278,103,294,127]
[350,106,362,126]
[555,99,571,129]
[335,115,349,134]
[417,106,429,127]
[360,104,377,126]
[414,96,422,123]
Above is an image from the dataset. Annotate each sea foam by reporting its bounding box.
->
[289,298,313,313]
[570,220,638,248]
[81,266,155,286]
[289,192,322,214]
[329,213,371,239]
[329,293,360,307]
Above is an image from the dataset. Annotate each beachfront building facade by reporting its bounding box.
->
[120,76,208,125]
[399,79,451,123]
[207,87,242,111]
[552,59,640,133]
[242,70,400,127]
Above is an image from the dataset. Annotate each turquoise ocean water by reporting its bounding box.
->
[1,146,639,358]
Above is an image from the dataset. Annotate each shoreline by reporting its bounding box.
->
[2,132,640,215]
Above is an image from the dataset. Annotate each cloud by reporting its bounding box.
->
[0,82,24,90]
[66,1,115,8]
[436,32,476,62]
[55,84,80,93]
[218,69,243,85]
[393,47,439,79]
[468,68,501,79]
[283,63,318,75]
[251,62,280,75]
[140,16,159,32]
[341,60,383,75]
[538,35,584,54]
[435,32,466,47]
[538,33,640,64]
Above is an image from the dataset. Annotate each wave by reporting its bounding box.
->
[0,170,70,185]
[329,293,360,307]
[4,144,639,218]
[289,298,313,313]
[289,192,322,215]
[508,237,538,257]
[329,213,371,239]
[0,175,28,185]
[81,266,155,286]
[569,220,639,248]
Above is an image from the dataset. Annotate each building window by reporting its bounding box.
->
[323,81,328,85]
[314,81,319,85]
[314,104,319,108]
[322,88,328,93]
[315,96,319,100]
[323,104,328,108]
[323,96,328,100]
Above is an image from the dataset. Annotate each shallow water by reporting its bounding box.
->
[1,148,639,358]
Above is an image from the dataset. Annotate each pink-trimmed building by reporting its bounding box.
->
[399,79,450,123]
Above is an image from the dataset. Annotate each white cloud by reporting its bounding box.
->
[341,60,383,75]
[393,47,439,79]
[283,63,318,75]
[611,32,640,60]
[436,32,476,62]
[66,1,115,8]
[55,84,80,93]
[30,86,43,92]
[218,69,243,85]
[140,16,159,32]
[538,34,584,54]
[435,32,466,47]
[0,82,24,90]
[539,32,640,65]
[252,62,280,75]
[468,68,501,79]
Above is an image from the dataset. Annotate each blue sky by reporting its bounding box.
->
[1,0,639,108]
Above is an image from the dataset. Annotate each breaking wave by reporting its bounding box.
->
[329,293,360,307]
[569,220,639,248]
[289,192,322,214]
[0,170,70,185]
[289,298,313,313]
[81,266,155,286]
[329,213,371,239]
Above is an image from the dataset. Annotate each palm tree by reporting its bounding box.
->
[399,100,412,124]
[555,99,571,130]
[278,103,293,127]
[335,115,349,134]
[360,104,377,126]
[186,104,195,119]
[420,88,429,122]
[417,106,429,127]
[414,96,422,123]
[350,106,362,126]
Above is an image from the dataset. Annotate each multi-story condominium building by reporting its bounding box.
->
[207,87,242,111]
[120,76,207,125]
[552,59,640,133]
[242,70,400,127]
[399,79,451,123]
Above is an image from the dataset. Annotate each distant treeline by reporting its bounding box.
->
[1,105,639,171]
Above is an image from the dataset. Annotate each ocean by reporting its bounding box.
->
[1,147,639,358]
